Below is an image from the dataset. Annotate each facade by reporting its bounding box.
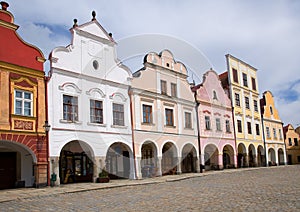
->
[283,124,300,164]
[48,12,134,185]
[220,54,265,168]
[260,91,286,165]
[130,50,200,179]
[194,69,236,170]
[0,2,48,188]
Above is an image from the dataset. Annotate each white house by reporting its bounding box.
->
[48,12,134,185]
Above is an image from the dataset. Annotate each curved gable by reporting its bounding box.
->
[261,91,281,121]
[0,7,45,71]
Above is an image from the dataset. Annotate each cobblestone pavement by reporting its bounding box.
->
[0,165,299,211]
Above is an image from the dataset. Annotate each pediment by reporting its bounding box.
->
[77,21,113,42]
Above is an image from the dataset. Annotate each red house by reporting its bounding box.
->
[0,1,49,188]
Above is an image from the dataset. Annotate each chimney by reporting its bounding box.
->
[0,1,9,11]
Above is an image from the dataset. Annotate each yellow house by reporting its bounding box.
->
[220,54,265,167]
[260,91,286,165]
[283,124,300,164]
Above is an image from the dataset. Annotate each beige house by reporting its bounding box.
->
[130,50,200,179]
[283,124,300,164]
[260,91,286,165]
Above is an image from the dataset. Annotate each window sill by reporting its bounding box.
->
[87,122,106,127]
[205,129,212,131]
[111,125,128,129]
[59,119,82,124]
[226,131,232,133]
[184,127,193,130]
[141,122,155,126]
[12,114,36,120]
[165,125,176,128]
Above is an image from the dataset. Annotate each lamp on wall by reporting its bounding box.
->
[43,121,51,133]
[37,121,51,151]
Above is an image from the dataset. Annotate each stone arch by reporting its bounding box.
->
[140,141,159,178]
[248,144,256,167]
[161,142,178,175]
[257,145,265,167]
[278,148,284,165]
[204,143,219,170]
[181,143,198,173]
[268,148,276,166]
[59,140,95,184]
[0,140,37,188]
[237,143,247,168]
[222,144,235,169]
[106,142,134,179]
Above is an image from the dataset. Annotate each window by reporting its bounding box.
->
[63,95,78,121]
[232,68,238,83]
[256,124,260,136]
[237,120,242,133]
[142,104,152,123]
[279,129,282,140]
[251,77,256,91]
[205,116,211,130]
[161,80,167,95]
[226,120,230,132]
[294,138,299,146]
[235,93,240,106]
[243,73,248,87]
[245,97,250,109]
[184,112,192,129]
[113,103,124,126]
[273,128,277,139]
[266,127,270,138]
[171,83,177,97]
[270,106,273,115]
[254,100,258,112]
[247,122,252,134]
[213,90,218,100]
[15,90,33,116]
[90,100,103,123]
[165,108,174,126]
[288,138,292,146]
[216,118,221,131]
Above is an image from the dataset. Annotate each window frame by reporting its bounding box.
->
[235,93,240,107]
[142,104,153,124]
[251,77,256,91]
[216,118,221,131]
[237,120,242,133]
[14,89,33,117]
[161,80,167,95]
[256,124,260,136]
[253,100,258,112]
[184,112,192,129]
[225,120,231,133]
[165,108,174,126]
[171,83,177,97]
[63,94,79,122]
[294,138,299,146]
[266,127,270,138]
[113,103,125,126]
[205,116,211,130]
[243,73,248,87]
[247,122,252,134]
[90,99,103,124]
[232,68,238,83]
[245,96,250,109]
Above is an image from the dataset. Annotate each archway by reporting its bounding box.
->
[248,144,256,167]
[237,143,247,168]
[162,142,178,175]
[268,148,276,166]
[181,144,197,173]
[0,140,37,189]
[278,148,284,165]
[257,145,265,167]
[141,141,158,177]
[59,140,94,184]
[106,142,133,179]
[204,144,219,170]
[223,145,235,169]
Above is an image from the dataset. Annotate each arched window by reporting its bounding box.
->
[213,90,218,100]
[270,106,273,115]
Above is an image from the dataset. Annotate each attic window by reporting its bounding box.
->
[166,63,170,67]
[93,60,99,70]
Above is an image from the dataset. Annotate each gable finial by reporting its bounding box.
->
[73,19,78,28]
[92,11,96,21]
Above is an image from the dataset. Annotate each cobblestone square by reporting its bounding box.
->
[0,165,299,211]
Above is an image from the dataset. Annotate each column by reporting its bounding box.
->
[233,154,238,168]
[253,154,258,167]
[176,157,182,174]
[50,156,60,186]
[135,157,142,179]
[195,157,200,173]
[244,154,249,167]
[218,153,223,170]
[200,153,205,172]
[156,157,162,176]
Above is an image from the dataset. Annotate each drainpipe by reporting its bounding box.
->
[45,76,50,185]
[231,105,238,168]
[193,89,203,173]
[129,87,138,179]
[261,116,267,167]
[282,122,287,165]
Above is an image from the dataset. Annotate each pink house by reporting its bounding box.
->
[194,69,237,170]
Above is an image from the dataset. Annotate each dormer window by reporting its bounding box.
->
[93,60,99,70]
[166,63,170,67]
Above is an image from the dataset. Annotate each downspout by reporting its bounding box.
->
[282,122,287,165]
[193,89,203,173]
[261,116,267,167]
[129,87,138,179]
[231,105,238,168]
[45,75,50,185]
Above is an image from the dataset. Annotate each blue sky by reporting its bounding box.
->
[6,0,300,127]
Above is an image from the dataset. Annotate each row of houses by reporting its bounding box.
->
[0,2,299,189]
